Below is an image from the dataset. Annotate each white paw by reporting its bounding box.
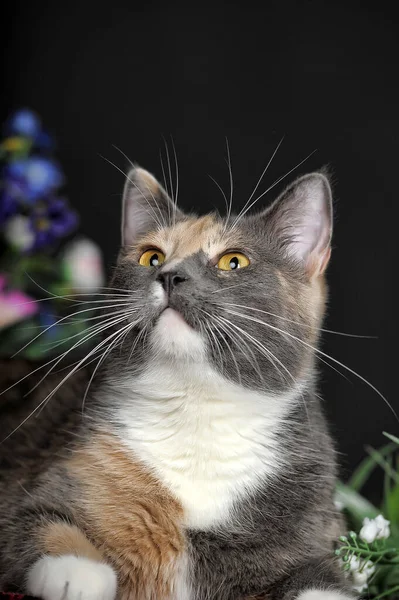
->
[297,590,355,600]
[26,554,117,600]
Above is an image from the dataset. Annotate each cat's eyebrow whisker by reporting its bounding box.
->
[218,302,376,339]
[100,154,165,231]
[224,308,398,421]
[111,143,134,168]
[162,136,175,208]
[231,149,317,229]
[170,135,180,227]
[222,137,234,235]
[159,147,170,201]
[233,136,284,229]
[208,174,230,217]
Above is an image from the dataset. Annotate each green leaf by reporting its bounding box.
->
[384,432,399,446]
[348,442,396,492]
[335,481,379,529]
[385,478,399,528]
[366,446,399,485]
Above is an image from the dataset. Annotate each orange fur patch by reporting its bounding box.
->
[67,433,185,600]
[130,214,241,267]
[38,522,103,562]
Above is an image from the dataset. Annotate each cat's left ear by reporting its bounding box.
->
[264,172,333,278]
[121,166,184,247]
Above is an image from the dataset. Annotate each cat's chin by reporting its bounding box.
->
[160,307,188,326]
[152,307,206,359]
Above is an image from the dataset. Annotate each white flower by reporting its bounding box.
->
[359,514,390,543]
[347,556,375,593]
[3,215,34,251]
[62,238,105,293]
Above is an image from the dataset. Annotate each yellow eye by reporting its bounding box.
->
[139,249,166,267]
[217,252,250,271]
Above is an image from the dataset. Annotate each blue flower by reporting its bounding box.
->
[39,309,58,341]
[3,157,64,205]
[29,197,78,250]
[6,109,41,138]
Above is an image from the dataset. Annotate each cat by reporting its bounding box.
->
[0,165,355,600]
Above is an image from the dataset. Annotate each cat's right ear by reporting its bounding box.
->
[121,167,183,247]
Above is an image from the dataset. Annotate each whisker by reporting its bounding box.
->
[170,135,179,222]
[223,308,398,420]
[218,315,292,386]
[219,303,376,339]
[111,143,134,168]
[212,314,261,385]
[25,312,136,398]
[100,154,164,230]
[234,136,284,227]
[12,293,135,309]
[231,149,317,228]
[43,307,139,351]
[22,318,139,432]
[209,319,242,385]
[11,302,135,358]
[128,323,148,362]
[211,283,250,294]
[208,174,230,221]
[222,137,234,234]
[159,147,170,200]
[162,136,175,206]
[81,319,137,412]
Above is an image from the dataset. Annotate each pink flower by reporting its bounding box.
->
[0,275,38,329]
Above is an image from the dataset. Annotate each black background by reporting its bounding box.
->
[2,1,398,500]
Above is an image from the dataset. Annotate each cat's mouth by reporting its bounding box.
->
[159,304,193,329]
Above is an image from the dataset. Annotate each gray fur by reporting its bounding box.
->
[0,168,354,599]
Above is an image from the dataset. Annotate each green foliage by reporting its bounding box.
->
[336,434,399,599]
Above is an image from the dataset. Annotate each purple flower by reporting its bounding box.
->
[2,157,64,205]
[29,197,78,250]
[0,189,18,225]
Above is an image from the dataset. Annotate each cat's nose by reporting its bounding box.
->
[156,271,187,294]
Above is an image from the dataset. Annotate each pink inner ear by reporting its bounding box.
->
[282,176,332,278]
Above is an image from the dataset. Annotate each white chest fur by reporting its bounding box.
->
[107,362,299,530]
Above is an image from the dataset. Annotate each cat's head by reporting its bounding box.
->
[110,166,332,393]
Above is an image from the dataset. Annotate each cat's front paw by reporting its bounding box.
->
[297,590,355,600]
[26,554,117,600]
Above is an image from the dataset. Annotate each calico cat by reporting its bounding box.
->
[0,166,355,600]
